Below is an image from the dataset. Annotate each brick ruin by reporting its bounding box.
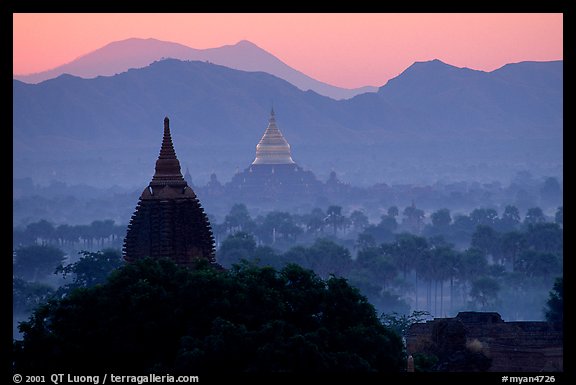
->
[406,312,562,372]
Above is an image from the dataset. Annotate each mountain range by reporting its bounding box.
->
[13,58,562,187]
[13,38,377,100]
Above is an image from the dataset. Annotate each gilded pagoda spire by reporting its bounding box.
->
[252,108,295,165]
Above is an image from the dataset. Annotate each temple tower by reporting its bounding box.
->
[123,117,216,267]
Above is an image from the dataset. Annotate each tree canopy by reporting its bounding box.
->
[13,244,66,281]
[544,277,563,324]
[14,258,404,372]
[55,249,124,291]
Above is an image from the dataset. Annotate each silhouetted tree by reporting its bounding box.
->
[355,233,377,251]
[360,224,395,245]
[90,220,115,248]
[554,206,563,226]
[379,214,398,233]
[13,278,54,314]
[224,203,256,234]
[458,248,488,306]
[281,245,308,267]
[469,208,498,227]
[544,277,563,324]
[217,232,257,267]
[26,219,55,245]
[13,245,66,282]
[471,225,500,262]
[349,210,369,232]
[499,205,521,231]
[353,247,397,288]
[469,277,500,310]
[524,222,563,254]
[387,206,399,218]
[450,214,475,244]
[540,177,561,208]
[428,246,456,316]
[304,238,352,279]
[402,205,425,234]
[55,249,123,291]
[431,209,452,230]
[380,310,431,339]
[384,233,428,312]
[524,207,545,225]
[14,259,404,372]
[325,205,345,235]
[499,231,526,271]
[514,250,561,280]
[258,211,302,244]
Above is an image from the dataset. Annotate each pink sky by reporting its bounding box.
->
[13,13,562,88]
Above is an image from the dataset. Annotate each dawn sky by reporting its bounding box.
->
[13,13,562,88]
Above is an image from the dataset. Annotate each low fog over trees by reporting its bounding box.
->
[14,201,562,327]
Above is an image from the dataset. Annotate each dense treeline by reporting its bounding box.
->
[210,203,562,250]
[12,203,562,329]
[14,258,404,372]
[212,203,563,320]
[13,219,126,252]
[13,172,562,227]
[12,248,124,338]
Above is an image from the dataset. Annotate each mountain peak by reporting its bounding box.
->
[409,58,457,70]
[384,59,480,86]
[235,40,259,48]
[13,37,377,100]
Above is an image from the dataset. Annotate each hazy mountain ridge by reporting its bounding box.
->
[13,58,562,187]
[13,38,377,100]
[353,59,563,138]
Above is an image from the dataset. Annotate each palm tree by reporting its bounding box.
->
[384,233,428,311]
[459,248,489,307]
[470,277,500,310]
[325,205,345,235]
[499,231,526,271]
[26,219,55,245]
[429,245,457,316]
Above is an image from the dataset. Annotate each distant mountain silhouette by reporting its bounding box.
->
[13,38,377,100]
[352,59,563,138]
[13,58,562,187]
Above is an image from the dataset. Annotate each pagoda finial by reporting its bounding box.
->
[151,117,185,186]
[269,106,275,123]
[158,116,177,159]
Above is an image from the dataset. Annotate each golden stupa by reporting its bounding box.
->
[252,108,295,165]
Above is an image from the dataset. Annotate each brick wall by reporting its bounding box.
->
[406,312,562,372]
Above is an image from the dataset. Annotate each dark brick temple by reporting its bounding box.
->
[123,117,216,267]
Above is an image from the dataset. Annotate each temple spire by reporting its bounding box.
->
[123,116,216,267]
[151,116,185,187]
[159,117,177,159]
